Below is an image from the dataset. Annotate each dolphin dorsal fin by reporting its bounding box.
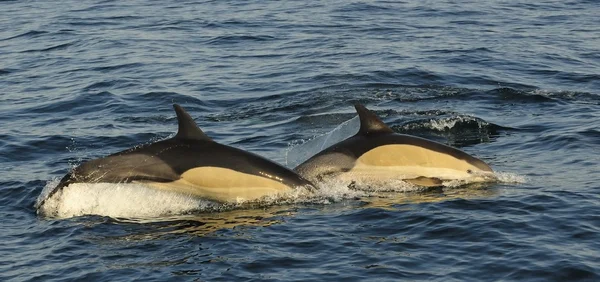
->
[354,103,394,135]
[173,104,213,141]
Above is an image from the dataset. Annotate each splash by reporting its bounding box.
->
[35,180,361,219]
[285,116,359,167]
[494,171,528,184]
[428,116,482,131]
[401,115,495,133]
[36,170,527,220]
[37,182,216,219]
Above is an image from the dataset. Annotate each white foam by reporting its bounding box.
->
[427,117,461,131]
[37,182,215,219]
[311,178,367,203]
[494,171,528,184]
[422,115,487,131]
[36,170,528,220]
[35,178,372,219]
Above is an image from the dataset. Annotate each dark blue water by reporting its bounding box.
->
[2,1,599,281]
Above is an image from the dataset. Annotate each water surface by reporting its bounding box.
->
[1,1,599,281]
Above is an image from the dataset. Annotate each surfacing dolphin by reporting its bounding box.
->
[294,104,496,187]
[39,104,314,208]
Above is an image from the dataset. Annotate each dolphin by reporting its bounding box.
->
[39,104,314,207]
[294,104,496,187]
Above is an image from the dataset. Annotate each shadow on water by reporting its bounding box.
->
[357,183,499,210]
[80,205,299,240]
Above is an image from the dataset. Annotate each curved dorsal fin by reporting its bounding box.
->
[173,104,213,141]
[354,103,394,135]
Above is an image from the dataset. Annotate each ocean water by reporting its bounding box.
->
[1,0,599,281]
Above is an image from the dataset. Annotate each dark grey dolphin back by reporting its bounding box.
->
[354,104,394,136]
[173,104,212,141]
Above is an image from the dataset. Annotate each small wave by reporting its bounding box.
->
[398,115,508,147]
[344,2,391,11]
[1,30,48,41]
[534,133,593,151]
[133,91,206,106]
[114,115,172,124]
[400,114,506,133]
[206,35,276,45]
[26,90,119,115]
[487,87,600,105]
[369,68,444,87]
[0,68,16,75]
[91,62,145,73]
[490,87,556,103]
[529,89,600,105]
[20,42,74,53]
[81,79,135,92]
[3,135,74,163]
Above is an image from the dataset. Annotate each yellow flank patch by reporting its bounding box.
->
[353,145,483,180]
[145,167,292,203]
[358,145,473,169]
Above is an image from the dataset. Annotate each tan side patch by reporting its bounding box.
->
[343,165,472,182]
[349,145,490,181]
[357,145,478,170]
[145,167,292,203]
